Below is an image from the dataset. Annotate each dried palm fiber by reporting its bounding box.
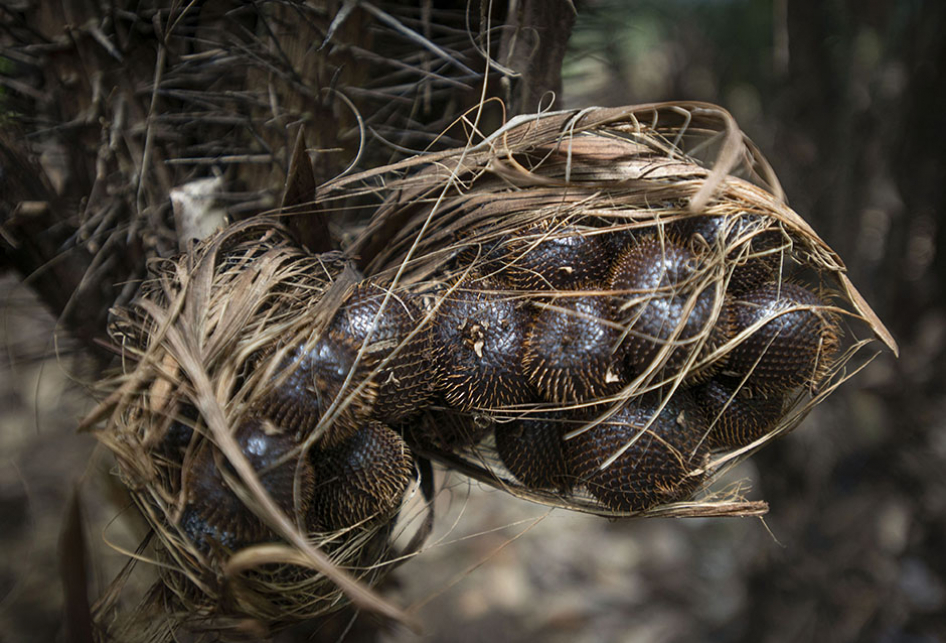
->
[86,219,432,637]
[323,101,897,519]
[0,0,512,356]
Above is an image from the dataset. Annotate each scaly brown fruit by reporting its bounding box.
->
[565,393,708,512]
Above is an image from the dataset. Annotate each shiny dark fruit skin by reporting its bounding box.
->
[523,295,624,403]
[431,275,535,410]
[406,403,495,451]
[158,404,198,455]
[495,414,574,491]
[501,224,610,290]
[600,228,637,257]
[669,213,778,249]
[609,236,729,380]
[454,233,508,272]
[263,332,378,445]
[668,214,785,293]
[179,505,243,551]
[181,418,315,552]
[163,419,195,453]
[726,282,840,392]
[308,421,413,532]
[564,393,709,512]
[331,283,437,423]
[693,376,786,449]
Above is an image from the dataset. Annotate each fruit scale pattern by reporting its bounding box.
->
[95,103,896,625]
[345,212,841,515]
[113,191,843,548]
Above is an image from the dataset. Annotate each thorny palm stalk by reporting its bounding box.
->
[0,0,571,357]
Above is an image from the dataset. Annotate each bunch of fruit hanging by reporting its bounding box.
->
[89,103,896,635]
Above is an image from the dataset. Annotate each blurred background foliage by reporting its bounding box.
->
[1,1,944,642]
